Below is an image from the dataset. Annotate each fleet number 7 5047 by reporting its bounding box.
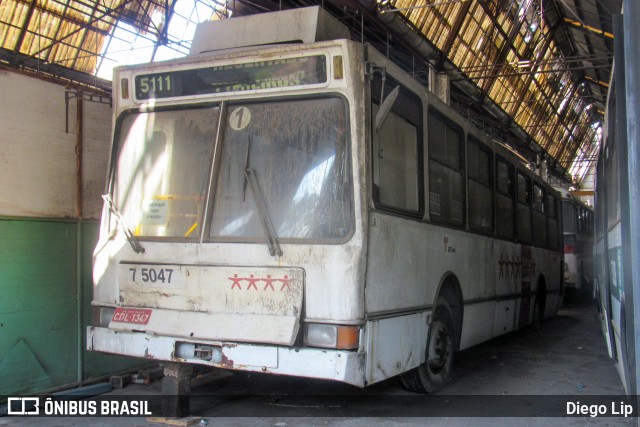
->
[129,267,174,284]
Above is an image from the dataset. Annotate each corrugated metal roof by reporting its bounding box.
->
[382,0,616,184]
[0,0,620,186]
[0,0,174,74]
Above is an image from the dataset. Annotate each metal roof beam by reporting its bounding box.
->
[510,30,556,123]
[70,0,100,69]
[479,0,527,96]
[563,17,613,39]
[14,0,38,52]
[25,0,134,60]
[435,0,471,69]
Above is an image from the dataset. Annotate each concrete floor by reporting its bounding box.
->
[1,292,631,426]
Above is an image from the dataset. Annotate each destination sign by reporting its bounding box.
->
[134,55,327,100]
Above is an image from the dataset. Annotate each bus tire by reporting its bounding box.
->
[532,297,541,330]
[400,298,455,393]
[532,281,546,330]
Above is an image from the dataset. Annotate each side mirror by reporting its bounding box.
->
[375,85,400,132]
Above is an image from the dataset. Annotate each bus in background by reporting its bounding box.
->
[87,7,564,394]
[559,189,594,294]
[595,70,627,392]
[594,22,631,392]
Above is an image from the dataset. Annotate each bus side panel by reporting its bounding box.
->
[364,213,429,313]
[460,302,496,347]
[365,213,494,343]
[608,222,628,392]
[365,214,494,314]
[364,312,429,384]
[533,247,563,318]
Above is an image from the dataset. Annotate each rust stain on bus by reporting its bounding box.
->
[220,353,234,368]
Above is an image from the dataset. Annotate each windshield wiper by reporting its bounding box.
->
[102,194,145,254]
[244,168,283,257]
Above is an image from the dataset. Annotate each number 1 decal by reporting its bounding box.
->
[229,107,251,130]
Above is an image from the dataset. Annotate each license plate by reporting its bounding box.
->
[119,264,186,288]
[111,308,152,325]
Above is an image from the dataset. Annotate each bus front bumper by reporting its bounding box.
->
[87,326,366,387]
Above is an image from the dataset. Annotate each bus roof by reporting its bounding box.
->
[190,6,350,56]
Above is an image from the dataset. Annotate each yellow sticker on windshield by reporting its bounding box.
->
[141,198,169,226]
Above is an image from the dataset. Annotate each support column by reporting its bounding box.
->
[162,362,192,418]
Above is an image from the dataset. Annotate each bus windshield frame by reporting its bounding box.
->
[109,95,354,245]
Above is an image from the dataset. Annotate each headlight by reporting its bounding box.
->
[304,323,359,350]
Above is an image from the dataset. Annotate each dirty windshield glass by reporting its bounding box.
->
[114,107,218,238]
[210,97,352,242]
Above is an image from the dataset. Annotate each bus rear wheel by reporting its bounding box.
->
[400,298,455,393]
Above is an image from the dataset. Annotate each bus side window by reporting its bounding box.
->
[371,75,423,216]
[562,200,576,233]
[547,194,560,250]
[467,137,493,234]
[428,109,465,227]
[516,172,532,244]
[606,139,620,227]
[495,157,515,240]
[578,207,586,233]
[532,182,547,247]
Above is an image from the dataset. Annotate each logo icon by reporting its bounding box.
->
[7,397,40,415]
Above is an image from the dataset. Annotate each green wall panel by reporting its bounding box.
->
[0,220,78,395]
[0,219,145,395]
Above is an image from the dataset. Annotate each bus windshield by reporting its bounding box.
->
[114,107,219,239]
[112,97,353,243]
[210,97,353,242]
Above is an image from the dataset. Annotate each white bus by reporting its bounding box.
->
[88,7,563,393]
[594,54,630,394]
[559,189,594,292]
